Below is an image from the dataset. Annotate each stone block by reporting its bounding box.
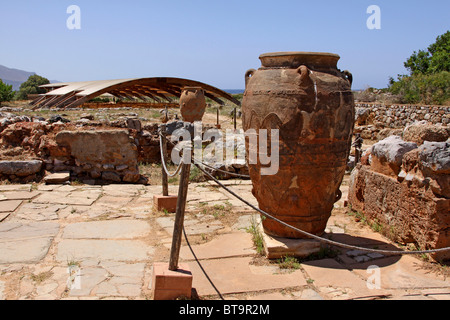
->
[153,194,178,213]
[43,172,70,184]
[151,262,192,300]
[259,223,322,259]
[0,160,43,177]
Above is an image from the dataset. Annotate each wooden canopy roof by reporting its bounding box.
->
[31,77,241,109]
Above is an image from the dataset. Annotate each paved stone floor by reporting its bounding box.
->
[0,177,449,300]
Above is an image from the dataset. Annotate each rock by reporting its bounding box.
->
[122,172,141,183]
[80,113,95,120]
[403,123,450,145]
[90,168,102,179]
[377,128,403,141]
[75,118,91,126]
[102,171,122,182]
[48,115,70,124]
[355,108,370,126]
[418,141,450,198]
[0,160,43,177]
[126,118,142,132]
[418,141,450,175]
[43,172,71,184]
[371,136,418,167]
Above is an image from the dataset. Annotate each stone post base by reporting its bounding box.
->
[153,195,178,213]
[151,262,193,300]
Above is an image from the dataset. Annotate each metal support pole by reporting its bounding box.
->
[160,124,169,197]
[168,146,192,271]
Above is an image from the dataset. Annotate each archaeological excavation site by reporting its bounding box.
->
[0,51,449,302]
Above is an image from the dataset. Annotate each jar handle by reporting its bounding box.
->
[245,69,256,88]
[343,70,353,86]
[296,65,310,81]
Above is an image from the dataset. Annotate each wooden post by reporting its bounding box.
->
[164,106,168,122]
[216,107,219,126]
[169,145,192,271]
[160,124,169,197]
[233,107,237,131]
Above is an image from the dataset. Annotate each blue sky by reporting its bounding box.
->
[0,0,449,90]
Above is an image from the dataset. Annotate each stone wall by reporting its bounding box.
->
[348,136,450,261]
[53,130,145,184]
[354,103,449,140]
[355,103,450,127]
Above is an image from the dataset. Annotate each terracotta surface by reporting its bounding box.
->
[151,262,192,300]
[153,194,178,213]
[242,52,355,238]
[179,87,206,123]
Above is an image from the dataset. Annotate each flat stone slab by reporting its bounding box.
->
[67,261,146,297]
[0,200,22,213]
[93,196,133,209]
[301,258,388,299]
[0,238,54,264]
[62,220,151,239]
[263,236,323,260]
[0,191,40,200]
[0,222,59,264]
[56,239,153,262]
[180,232,255,260]
[0,185,31,192]
[260,225,323,259]
[156,215,223,236]
[351,255,450,290]
[0,221,60,240]
[43,172,71,184]
[189,256,307,296]
[13,203,66,221]
[33,192,98,206]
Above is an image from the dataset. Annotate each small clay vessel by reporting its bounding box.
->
[179,87,206,123]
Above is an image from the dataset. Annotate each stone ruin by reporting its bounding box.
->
[348,128,449,261]
[0,110,247,184]
[0,111,171,184]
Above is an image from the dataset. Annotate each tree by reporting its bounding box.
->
[389,31,450,105]
[404,30,450,75]
[15,74,50,100]
[0,79,14,106]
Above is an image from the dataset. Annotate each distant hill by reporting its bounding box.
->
[0,64,59,91]
[0,64,36,91]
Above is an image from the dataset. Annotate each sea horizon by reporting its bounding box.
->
[224,89,244,94]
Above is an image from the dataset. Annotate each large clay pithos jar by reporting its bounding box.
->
[179,87,207,123]
[242,52,355,238]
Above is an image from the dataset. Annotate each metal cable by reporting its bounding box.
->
[182,226,225,300]
[193,158,251,179]
[159,133,183,177]
[192,161,450,257]
[159,132,251,179]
